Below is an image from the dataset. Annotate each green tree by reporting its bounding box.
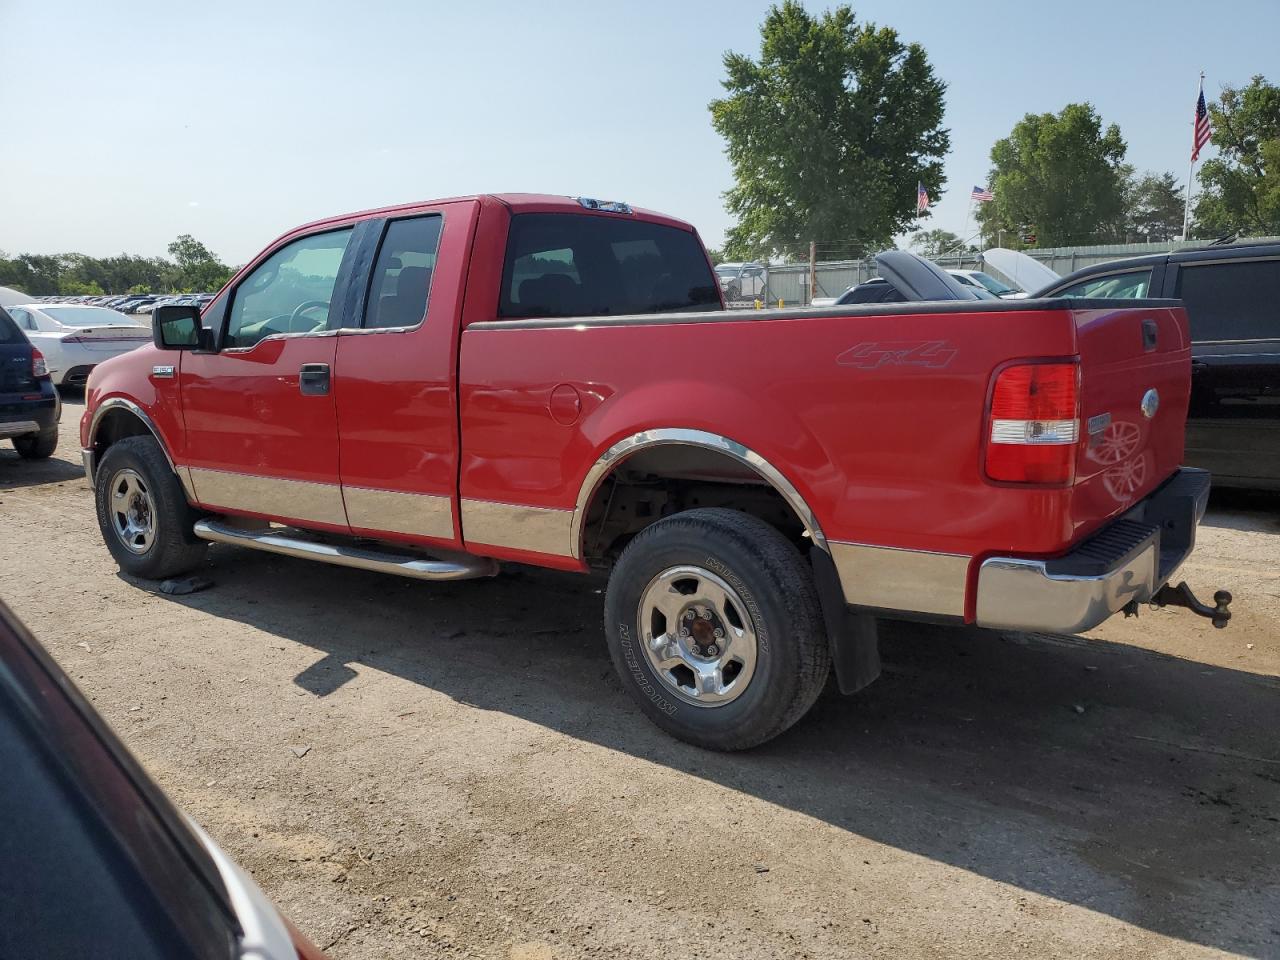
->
[976,103,1128,248]
[710,1,950,261]
[167,234,232,292]
[1193,76,1280,237]
[910,228,971,259]
[1123,171,1185,241]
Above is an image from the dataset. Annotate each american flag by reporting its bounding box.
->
[916,181,929,213]
[971,185,994,203]
[1192,87,1211,161]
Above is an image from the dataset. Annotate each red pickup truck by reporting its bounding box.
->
[81,194,1221,750]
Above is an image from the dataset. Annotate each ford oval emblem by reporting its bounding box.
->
[1141,388,1160,419]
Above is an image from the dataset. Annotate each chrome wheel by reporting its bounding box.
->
[108,468,156,554]
[638,564,758,707]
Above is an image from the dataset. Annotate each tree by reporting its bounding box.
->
[710,1,950,261]
[1193,76,1280,237]
[976,103,1128,248]
[910,229,971,259]
[167,234,233,292]
[1122,171,1185,242]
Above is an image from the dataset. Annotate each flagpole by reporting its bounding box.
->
[1183,71,1204,242]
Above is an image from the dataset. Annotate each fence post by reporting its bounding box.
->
[809,241,817,305]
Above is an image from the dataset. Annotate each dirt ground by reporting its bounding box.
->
[2,395,1279,959]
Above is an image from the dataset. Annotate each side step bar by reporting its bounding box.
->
[193,519,499,582]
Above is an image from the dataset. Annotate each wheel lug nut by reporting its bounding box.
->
[706,644,719,656]
[713,627,724,639]
[699,609,712,620]
[684,611,695,621]
[678,627,689,638]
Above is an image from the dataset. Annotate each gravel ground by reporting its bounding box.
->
[2,396,1278,959]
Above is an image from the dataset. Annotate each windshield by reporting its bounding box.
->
[715,265,740,276]
[42,307,142,327]
[971,272,1017,296]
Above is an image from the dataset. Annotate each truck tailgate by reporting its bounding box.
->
[1070,304,1191,537]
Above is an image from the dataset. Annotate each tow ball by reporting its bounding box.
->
[1149,581,1233,629]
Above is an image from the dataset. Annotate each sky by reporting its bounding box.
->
[2,0,1276,265]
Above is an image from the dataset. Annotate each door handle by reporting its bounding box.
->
[299,363,330,396]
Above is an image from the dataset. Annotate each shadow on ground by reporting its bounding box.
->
[153,546,1280,957]
[0,451,86,490]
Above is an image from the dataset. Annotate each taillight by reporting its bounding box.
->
[31,348,49,379]
[985,361,1080,484]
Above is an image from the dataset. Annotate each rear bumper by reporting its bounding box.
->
[0,386,59,438]
[974,468,1211,633]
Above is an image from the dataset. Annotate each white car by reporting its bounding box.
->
[947,269,1026,299]
[6,304,151,387]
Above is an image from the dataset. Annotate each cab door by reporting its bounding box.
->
[179,225,363,532]
[334,201,478,549]
[1174,256,1280,486]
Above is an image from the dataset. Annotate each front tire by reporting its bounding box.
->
[603,508,830,750]
[94,436,207,579]
[13,428,57,459]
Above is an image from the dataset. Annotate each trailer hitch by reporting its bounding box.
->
[1150,581,1233,628]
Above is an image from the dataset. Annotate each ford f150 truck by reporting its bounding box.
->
[81,194,1227,750]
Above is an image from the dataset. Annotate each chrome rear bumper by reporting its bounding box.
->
[975,468,1211,634]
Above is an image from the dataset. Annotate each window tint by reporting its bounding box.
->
[0,309,22,343]
[1056,269,1151,299]
[500,213,720,318]
[225,228,353,348]
[364,215,443,329]
[1175,259,1280,342]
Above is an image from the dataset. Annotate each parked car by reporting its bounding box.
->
[830,263,996,305]
[947,268,1026,298]
[0,598,328,960]
[81,193,1221,750]
[7,303,151,388]
[715,261,767,301]
[0,306,59,458]
[1036,240,1280,490]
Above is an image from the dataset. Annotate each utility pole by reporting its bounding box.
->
[809,240,816,305]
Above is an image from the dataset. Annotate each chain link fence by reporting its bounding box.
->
[752,236,1280,306]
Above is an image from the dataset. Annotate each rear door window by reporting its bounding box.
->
[1175,258,1280,342]
[363,215,444,329]
[1055,269,1152,299]
[500,213,720,318]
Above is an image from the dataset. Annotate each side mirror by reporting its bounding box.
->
[153,304,211,351]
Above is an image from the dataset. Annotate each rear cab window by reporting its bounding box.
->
[499,213,720,319]
[1174,258,1280,342]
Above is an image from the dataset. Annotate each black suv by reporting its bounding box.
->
[0,306,59,459]
[1037,242,1280,490]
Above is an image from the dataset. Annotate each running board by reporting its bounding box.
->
[192,519,499,582]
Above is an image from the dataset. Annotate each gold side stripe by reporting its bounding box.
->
[459,499,574,557]
[344,486,454,540]
[830,541,971,618]
[188,468,348,527]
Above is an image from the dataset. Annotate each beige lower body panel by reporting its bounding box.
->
[459,499,574,556]
[188,468,348,528]
[829,541,971,618]
[344,485,454,540]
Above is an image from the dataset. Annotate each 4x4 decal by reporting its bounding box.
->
[837,340,958,369]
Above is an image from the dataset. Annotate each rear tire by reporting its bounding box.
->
[603,508,830,750]
[13,428,57,459]
[94,436,207,579]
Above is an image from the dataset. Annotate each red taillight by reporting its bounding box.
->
[31,348,49,379]
[985,361,1080,484]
